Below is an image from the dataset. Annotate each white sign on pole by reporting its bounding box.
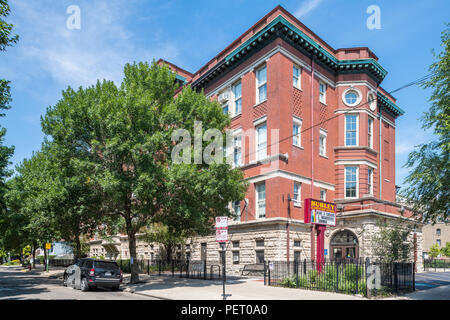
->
[216,229,228,243]
[215,216,228,229]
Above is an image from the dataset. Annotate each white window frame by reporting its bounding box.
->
[256,122,267,161]
[232,81,242,116]
[368,117,374,149]
[345,114,359,146]
[320,189,327,201]
[293,65,301,89]
[319,82,327,104]
[222,102,229,116]
[293,117,302,147]
[344,166,359,199]
[293,182,301,207]
[233,134,242,167]
[256,65,267,104]
[319,129,327,157]
[233,201,241,221]
[256,182,266,219]
[367,168,374,195]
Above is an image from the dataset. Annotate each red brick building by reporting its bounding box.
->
[91,5,423,271]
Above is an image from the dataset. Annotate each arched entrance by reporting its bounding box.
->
[330,230,359,261]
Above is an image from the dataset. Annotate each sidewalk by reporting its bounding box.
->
[383,284,450,300]
[125,275,366,300]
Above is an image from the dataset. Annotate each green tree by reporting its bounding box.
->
[403,24,450,223]
[429,243,441,259]
[372,219,414,262]
[0,0,17,215]
[41,62,247,283]
[142,223,188,263]
[441,242,450,258]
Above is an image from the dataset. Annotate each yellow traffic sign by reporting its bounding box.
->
[45,243,51,250]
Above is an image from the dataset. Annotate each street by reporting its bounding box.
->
[0,266,157,300]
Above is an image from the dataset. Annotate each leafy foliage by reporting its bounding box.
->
[403,24,450,223]
[372,219,413,262]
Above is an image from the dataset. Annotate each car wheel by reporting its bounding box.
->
[80,278,89,292]
[63,274,68,287]
[111,285,120,291]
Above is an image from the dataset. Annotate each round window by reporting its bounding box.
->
[345,91,358,105]
[342,88,361,107]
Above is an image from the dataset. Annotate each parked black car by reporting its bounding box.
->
[63,258,123,292]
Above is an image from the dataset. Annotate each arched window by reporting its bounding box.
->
[330,230,359,260]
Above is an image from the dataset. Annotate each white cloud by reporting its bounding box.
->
[9,1,180,88]
[295,0,323,18]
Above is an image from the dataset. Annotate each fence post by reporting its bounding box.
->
[413,262,416,291]
[336,261,339,293]
[158,260,161,276]
[263,260,267,286]
[203,259,207,280]
[147,259,150,275]
[268,260,271,286]
[295,260,299,288]
[356,261,359,295]
[365,257,371,299]
[394,263,398,292]
[303,259,307,276]
[186,260,189,278]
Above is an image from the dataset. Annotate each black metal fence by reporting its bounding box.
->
[264,259,415,297]
[424,259,449,272]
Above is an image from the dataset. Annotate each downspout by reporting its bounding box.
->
[379,109,383,200]
[310,58,316,261]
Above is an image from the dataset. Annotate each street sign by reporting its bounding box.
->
[216,229,228,242]
[324,249,328,256]
[45,243,51,250]
[304,199,336,227]
[269,262,274,270]
[215,216,228,229]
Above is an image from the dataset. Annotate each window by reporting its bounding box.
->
[319,129,327,156]
[256,239,264,247]
[233,82,242,115]
[345,91,358,105]
[293,66,301,89]
[294,251,301,261]
[437,240,441,247]
[293,182,301,206]
[368,93,376,111]
[256,122,267,160]
[345,166,358,198]
[368,168,374,195]
[345,114,358,146]
[256,183,266,218]
[368,118,374,148]
[222,103,229,115]
[233,135,242,167]
[233,201,241,221]
[294,240,301,247]
[255,250,265,263]
[319,82,326,104]
[233,251,240,264]
[232,241,240,248]
[320,189,327,201]
[256,66,267,103]
[293,118,302,147]
[436,229,441,236]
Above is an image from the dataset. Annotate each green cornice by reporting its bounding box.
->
[192,15,388,90]
[377,92,405,116]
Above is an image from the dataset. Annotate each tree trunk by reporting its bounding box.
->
[43,243,47,269]
[32,242,36,269]
[75,230,82,259]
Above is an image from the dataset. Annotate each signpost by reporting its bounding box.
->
[215,216,231,300]
[45,243,51,272]
[304,199,337,270]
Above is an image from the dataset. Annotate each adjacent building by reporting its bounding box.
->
[89,5,423,273]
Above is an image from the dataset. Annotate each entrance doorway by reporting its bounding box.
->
[330,230,359,261]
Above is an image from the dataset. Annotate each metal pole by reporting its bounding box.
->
[221,243,226,300]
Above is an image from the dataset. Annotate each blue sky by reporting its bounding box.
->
[1,0,449,188]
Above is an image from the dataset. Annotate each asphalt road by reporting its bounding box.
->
[0,267,157,300]
[415,271,450,291]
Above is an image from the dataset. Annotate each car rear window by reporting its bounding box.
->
[94,261,119,270]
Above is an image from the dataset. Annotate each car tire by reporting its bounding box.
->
[80,278,89,292]
[63,274,68,287]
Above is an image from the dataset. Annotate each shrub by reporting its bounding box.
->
[280,276,296,288]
